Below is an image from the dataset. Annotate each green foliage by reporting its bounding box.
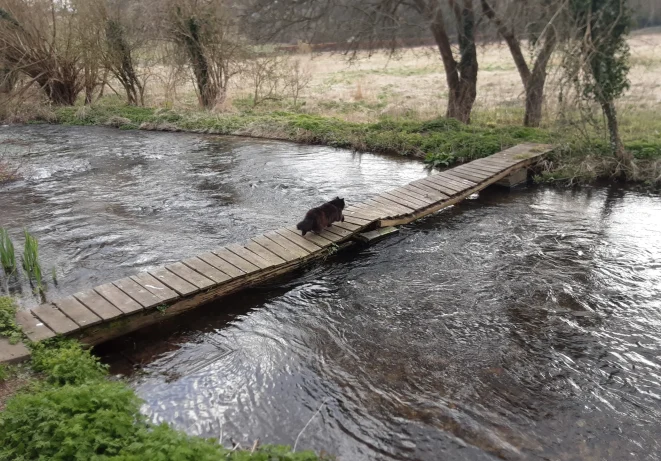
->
[0,381,143,460]
[21,229,42,290]
[0,228,16,274]
[0,296,23,344]
[569,0,631,104]
[30,340,108,385]
[0,363,7,381]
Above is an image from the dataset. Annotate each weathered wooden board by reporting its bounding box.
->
[113,277,163,308]
[54,296,102,328]
[15,310,55,342]
[128,274,178,303]
[32,304,78,334]
[74,290,124,321]
[95,283,144,315]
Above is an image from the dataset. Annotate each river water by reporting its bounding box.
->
[3,126,661,460]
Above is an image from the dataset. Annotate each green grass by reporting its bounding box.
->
[0,228,16,275]
[21,229,43,291]
[0,339,329,461]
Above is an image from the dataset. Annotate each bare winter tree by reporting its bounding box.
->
[245,0,480,123]
[166,0,245,109]
[480,0,563,127]
[0,0,103,105]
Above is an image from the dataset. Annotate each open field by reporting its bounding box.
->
[136,29,661,126]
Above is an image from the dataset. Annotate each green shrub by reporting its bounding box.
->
[31,340,108,385]
[0,296,22,344]
[0,381,142,460]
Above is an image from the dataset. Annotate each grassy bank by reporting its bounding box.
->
[0,296,328,461]
[14,101,654,187]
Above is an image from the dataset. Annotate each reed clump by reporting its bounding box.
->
[0,228,16,275]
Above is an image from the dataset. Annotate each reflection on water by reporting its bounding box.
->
[100,185,661,460]
[0,125,425,307]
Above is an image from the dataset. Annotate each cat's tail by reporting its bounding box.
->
[296,218,314,236]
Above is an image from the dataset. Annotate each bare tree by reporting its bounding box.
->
[480,0,561,127]
[166,0,245,109]
[0,0,91,105]
[245,0,480,123]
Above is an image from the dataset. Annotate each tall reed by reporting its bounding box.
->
[0,228,16,275]
[22,229,43,290]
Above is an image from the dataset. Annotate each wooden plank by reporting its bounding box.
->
[244,239,288,265]
[360,200,400,217]
[276,228,324,252]
[356,226,399,243]
[370,196,415,214]
[226,243,273,270]
[378,192,424,210]
[129,273,179,303]
[414,178,458,196]
[166,261,215,290]
[432,171,476,188]
[316,228,346,242]
[343,214,373,226]
[453,165,494,179]
[433,171,477,187]
[32,304,78,335]
[253,235,299,262]
[264,232,310,258]
[198,252,246,278]
[182,257,231,284]
[285,226,334,246]
[213,248,260,274]
[394,186,437,203]
[383,190,429,208]
[461,162,502,175]
[54,296,102,327]
[333,220,361,232]
[475,157,516,168]
[0,337,30,364]
[15,310,55,342]
[113,277,163,308]
[149,267,199,295]
[428,171,473,189]
[447,169,488,183]
[94,283,143,315]
[420,177,463,195]
[74,289,123,321]
[405,183,449,200]
[420,175,463,193]
[344,206,382,221]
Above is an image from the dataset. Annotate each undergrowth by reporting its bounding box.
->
[0,297,23,344]
[0,339,328,461]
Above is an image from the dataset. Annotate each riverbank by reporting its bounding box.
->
[0,297,327,460]
[6,102,660,187]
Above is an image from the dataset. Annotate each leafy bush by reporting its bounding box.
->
[0,296,23,344]
[0,381,143,460]
[30,340,108,385]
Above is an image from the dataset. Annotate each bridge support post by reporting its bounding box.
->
[495,167,528,188]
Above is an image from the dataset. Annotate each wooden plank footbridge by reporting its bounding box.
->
[1,143,552,363]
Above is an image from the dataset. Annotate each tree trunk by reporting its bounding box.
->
[601,100,631,163]
[0,67,16,93]
[523,33,556,127]
[428,1,477,124]
[43,80,78,105]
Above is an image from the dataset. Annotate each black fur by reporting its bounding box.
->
[297,197,346,236]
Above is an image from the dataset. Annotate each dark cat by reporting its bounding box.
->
[297,197,346,236]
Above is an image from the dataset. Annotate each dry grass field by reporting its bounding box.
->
[139,28,661,126]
